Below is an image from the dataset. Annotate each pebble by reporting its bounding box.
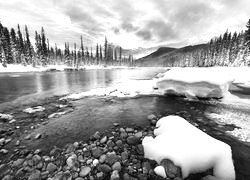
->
[112,162,122,172]
[110,170,120,180]
[79,166,91,177]
[46,162,57,173]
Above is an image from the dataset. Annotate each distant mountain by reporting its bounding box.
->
[135,44,208,67]
[122,46,163,59]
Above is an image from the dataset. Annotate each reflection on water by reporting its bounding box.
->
[0,68,166,109]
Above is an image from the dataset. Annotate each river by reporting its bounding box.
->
[0,68,250,179]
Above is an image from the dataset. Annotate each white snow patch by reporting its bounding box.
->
[207,111,250,142]
[23,106,45,113]
[142,115,235,180]
[0,113,14,121]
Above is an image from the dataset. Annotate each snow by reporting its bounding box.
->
[207,111,250,142]
[0,63,133,73]
[142,115,235,180]
[62,79,158,100]
[0,113,14,121]
[23,106,45,113]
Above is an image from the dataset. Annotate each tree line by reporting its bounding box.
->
[163,19,250,67]
[0,22,134,68]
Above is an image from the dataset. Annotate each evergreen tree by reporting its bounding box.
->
[41,27,47,65]
[119,47,122,61]
[96,44,99,63]
[245,19,250,49]
[2,27,13,64]
[10,28,19,64]
[104,36,107,61]
[80,36,84,65]
[17,24,25,64]
[24,25,33,65]
[99,45,102,62]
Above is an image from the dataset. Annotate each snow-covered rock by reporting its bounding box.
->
[156,68,234,98]
[0,113,14,122]
[23,106,45,113]
[142,115,235,180]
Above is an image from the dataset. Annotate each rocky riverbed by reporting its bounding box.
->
[0,113,214,180]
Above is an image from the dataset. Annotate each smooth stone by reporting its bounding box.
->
[79,166,91,177]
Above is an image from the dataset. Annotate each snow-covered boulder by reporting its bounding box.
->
[23,106,45,113]
[142,115,235,180]
[156,68,234,98]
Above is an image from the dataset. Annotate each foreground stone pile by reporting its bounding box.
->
[1,114,212,180]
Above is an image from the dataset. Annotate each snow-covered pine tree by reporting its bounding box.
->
[17,24,25,64]
[10,28,19,64]
[2,27,13,65]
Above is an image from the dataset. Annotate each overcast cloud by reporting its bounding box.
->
[0,0,249,49]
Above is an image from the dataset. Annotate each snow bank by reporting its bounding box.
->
[156,67,236,98]
[142,115,235,180]
[62,80,158,100]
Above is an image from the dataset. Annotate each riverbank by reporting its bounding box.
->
[1,94,250,179]
[0,64,133,73]
[0,108,214,180]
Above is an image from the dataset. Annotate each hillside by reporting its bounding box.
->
[135,44,208,67]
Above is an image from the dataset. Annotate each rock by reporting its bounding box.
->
[34,149,42,154]
[160,159,182,178]
[0,149,8,154]
[110,170,120,180]
[46,162,57,173]
[2,175,14,180]
[86,159,93,165]
[120,132,128,139]
[105,152,119,166]
[12,158,25,167]
[32,155,42,165]
[127,136,140,145]
[0,138,5,146]
[75,178,85,180]
[9,119,16,124]
[112,162,121,172]
[99,154,107,164]
[121,151,128,161]
[93,131,101,140]
[28,171,41,180]
[115,140,123,148]
[92,147,103,158]
[147,114,157,120]
[100,136,107,143]
[126,127,134,133]
[79,166,91,177]
[123,173,131,180]
[65,144,75,154]
[23,106,45,114]
[137,144,144,155]
[107,140,115,148]
[41,171,49,179]
[96,172,104,179]
[15,140,20,146]
[66,154,78,169]
[35,134,42,139]
[25,134,31,140]
[113,123,119,127]
[142,161,152,174]
[97,164,112,173]
[135,132,143,139]
[151,119,157,125]
[93,159,99,166]
[5,138,11,144]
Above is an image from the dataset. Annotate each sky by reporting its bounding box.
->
[0,0,250,50]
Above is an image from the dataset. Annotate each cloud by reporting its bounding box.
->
[0,0,249,49]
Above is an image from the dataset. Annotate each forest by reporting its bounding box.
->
[0,22,134,68]
[163,19,250,67]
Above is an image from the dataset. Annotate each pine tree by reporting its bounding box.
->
[245,19,250,49]
[104,36,108,62]
[96,44,99,63]
[2,27,13,64]
[41,27,47,65]
[119,47,122,61]
[114,48,117,61]
[17,24,25,64]
[10,28,19,64]
[24,25,33,65]
[99,45,102,62]
[80,36,84,65]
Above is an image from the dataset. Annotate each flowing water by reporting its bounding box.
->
[0,68,250,179]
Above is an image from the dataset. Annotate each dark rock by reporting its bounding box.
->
[115,140,123,148]
[127,136,140,145]
[12,158,25,167]
[160,159,182,178]
[105,152,119,166]
[120,132,128,139]
[107,140,115,148]
[97,164,112,173]
[32,155,42,165]
[137,144,144,155]
[92,147,103,158]
[122,151,129,161]
[99,154,107,164]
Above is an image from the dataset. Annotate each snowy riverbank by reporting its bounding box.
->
[0,63,133,73]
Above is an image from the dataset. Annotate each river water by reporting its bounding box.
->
[0,68,250,179]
